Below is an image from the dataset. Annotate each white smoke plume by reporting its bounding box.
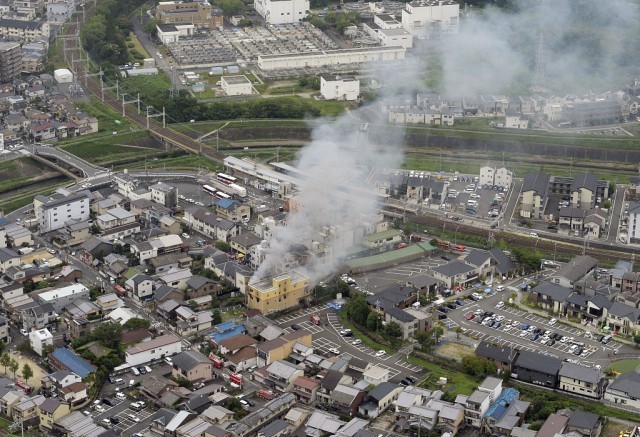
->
[439,0,640,96]
[253,109,404,283]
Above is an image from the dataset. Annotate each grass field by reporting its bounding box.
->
[76,97,134,133]
[409,355,481,396]
[607,359,640,374]
[61,132,162,164]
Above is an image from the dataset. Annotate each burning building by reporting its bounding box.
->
[247,271,310,314]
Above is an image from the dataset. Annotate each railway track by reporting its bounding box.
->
[63,19,227,164]
[401,211,627,264]
[65,14,629,265]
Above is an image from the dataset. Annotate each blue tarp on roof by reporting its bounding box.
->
[484,387,519,420]
[51,348,97,378]
[214,321,239,333]
[210,325,246,345]
[216,198,235,209]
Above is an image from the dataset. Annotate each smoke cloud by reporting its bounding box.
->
[253,109,404,283]
[438,0,640,96]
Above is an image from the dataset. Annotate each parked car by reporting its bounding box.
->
[290,324,301,331]
[375,350,386,358]
[454,300,464,306]
[131,367,140,376]
[400,379,410,386]
[329,348,340,355]
[530,333,540,341]
[102,397,115,407]
[109,417,120,424]
[351,339,362,346]
[438,314,447,320]
[465,313,475,320]
[441,254,451,261]
[447,304,457,310]
[437,306,448,314]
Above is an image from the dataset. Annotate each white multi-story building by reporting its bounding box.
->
[479,166,512,188]
[320,76,360,101]
[401,0,459,39]
[29,328,53,356]
[363,15,413,48]
[628,202,640,243]
[124,334,182,366]
[36,284,90,313]
[46,0,75,23]
[221,76,253,96]
[254,0,309,24]
[150,182,178,208]
[34,192,90,233]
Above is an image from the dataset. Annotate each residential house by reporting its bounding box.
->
[565,293,611,325]
[483,388,530,435]
[606,301,640,336]
[292,375,320,404]
[383,306,418,339]
[558,362,605,399]
[171,349,213,382]
[28,328,53,356]
[437,403,465,435]
[432,260,480,289]
[140,376,179,403]
[226,393,296,437]
[149,252,192,274]
[124,334,182,366]
[475,341,515,372]
[37,398,70,433]
[358,382,403,419]
[125,273,154,302]
[363,365,390,386]
[158,267,192,291]
[565,410,602,437]
[214,198,250,223]
[329,384,365,415]
[549,255,598,289]
[512,350,562,388]
[255,330,312,367]
[531,282,573,314]
[185,275,219,299]
[262,360,304,392]
[604,369,640,409]
[175,306,213,336]
[52,410,105,436]
[218,334,257,355]
[520,170,549,219]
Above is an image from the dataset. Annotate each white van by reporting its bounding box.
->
[529,232,538,238]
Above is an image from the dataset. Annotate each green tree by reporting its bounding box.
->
[337,280,350,296]
[366,312,381,331]
[384,321,403,339]
[512,246,541,272]
[345,293,370,326]
[22,364,33,385]
[0,341,5,355]
[90,223,102,234]
[217,0,244,17]
[0,353,10,374]
[212,309,223,325]
[455,326,463,339]
[418,294,427,306]
[122,318,151,331]
[8,358,19,378]
[144,18,158,36]
[215,240,232,252]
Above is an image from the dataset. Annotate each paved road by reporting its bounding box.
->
[33,145,108,177]
[273,306,424,383]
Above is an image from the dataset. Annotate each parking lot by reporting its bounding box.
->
[90,396,154,434]
[446,291,625,367]
[444,177,511,222]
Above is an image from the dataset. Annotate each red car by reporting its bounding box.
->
[465,313,475,321]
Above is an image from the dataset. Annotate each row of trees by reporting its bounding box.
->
[0,353,33,384]
[81,0,146,65]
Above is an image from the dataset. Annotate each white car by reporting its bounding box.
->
[496,285,505,292]
[19,328,28,336]
[351,339,362,345]
[495,315,505,322]
[375,350,386,358]
[94,405,105,413]
[47,248,56,254]
[329,348,340,355]
[127,414,140,422]
[181,233,190,239]
[518,331,528,338]
[549,318,557,326]
[131,367,140,376]
[179,195,186,200]
[560,336,569,343]
[495,302,504,309]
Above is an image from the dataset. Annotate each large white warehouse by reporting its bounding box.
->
[401,0,459,39]
[254,0,309,24]
[257,46,405,71]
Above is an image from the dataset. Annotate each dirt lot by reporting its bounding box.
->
[0,350,47,386]
[435,342,476,362]
[602,419,636,437]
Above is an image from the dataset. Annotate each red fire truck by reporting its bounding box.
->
[229,372,243,386]
[16,380,32,394]
[258,389,274,400]
[310,314,322,325]
[208,353,224,369]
